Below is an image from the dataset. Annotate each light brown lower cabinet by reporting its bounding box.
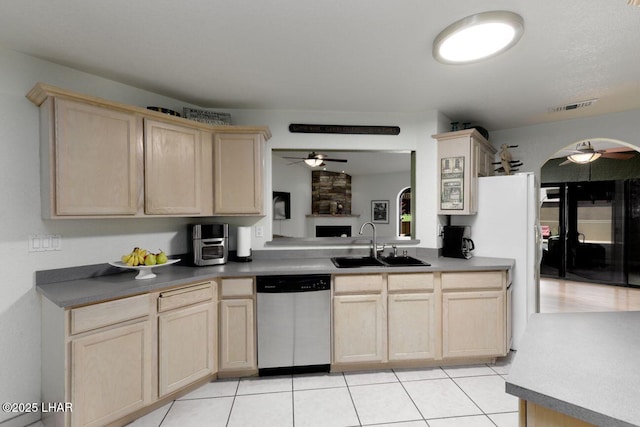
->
[388,293,437,361]
[441,270,508,359]
[218,277,257,374]
[442,290,506,358]
[387,273,437,362]
[70,320,153,427]
[158,288,216,397]
[333,270,509,370]
[332,274,386,365]
[333,294,386,364]
[219,298,256,372]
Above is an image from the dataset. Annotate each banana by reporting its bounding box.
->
[121,247,158,267]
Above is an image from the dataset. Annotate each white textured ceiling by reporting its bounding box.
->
[1,0,640,131]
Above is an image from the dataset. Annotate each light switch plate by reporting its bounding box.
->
[29,234,62,252]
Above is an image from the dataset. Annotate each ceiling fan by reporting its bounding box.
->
[560,141,636,165]
[283,151,348,167]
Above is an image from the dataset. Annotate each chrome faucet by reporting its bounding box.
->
[359,221,378,258]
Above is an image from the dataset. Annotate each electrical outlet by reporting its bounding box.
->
[255,226,264,238]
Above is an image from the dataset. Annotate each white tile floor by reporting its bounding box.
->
[123,354,518,427]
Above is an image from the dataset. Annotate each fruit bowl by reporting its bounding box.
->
[108,258,180,280]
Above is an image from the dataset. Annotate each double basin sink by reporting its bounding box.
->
[331,255,431,268]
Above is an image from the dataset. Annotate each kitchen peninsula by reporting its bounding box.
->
[506,311,640,427]
[37,253,513,427]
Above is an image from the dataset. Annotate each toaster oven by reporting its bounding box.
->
[191,224,228,266]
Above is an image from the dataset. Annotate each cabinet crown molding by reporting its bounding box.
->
[26,82,271,140]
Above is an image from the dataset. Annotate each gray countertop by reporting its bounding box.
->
[36,255,514,308]
[505,311,640,427]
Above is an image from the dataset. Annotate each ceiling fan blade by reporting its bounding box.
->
[600,152,636,160]
[559,158,573,166]
[321,158,348,162]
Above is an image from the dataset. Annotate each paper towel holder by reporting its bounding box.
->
[236,226,253,262]
[235,249,252,262]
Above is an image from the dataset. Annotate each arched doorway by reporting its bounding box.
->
[397,187,411,237]
[540,138,640,288]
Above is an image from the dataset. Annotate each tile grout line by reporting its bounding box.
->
[156,400,175,426]
[392,368,429,424]
[289,375,295,427]
[224,379,242,427]
[342,372,364,427]
[444,364,501,426]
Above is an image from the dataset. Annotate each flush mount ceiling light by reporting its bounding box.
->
[433,11,524,64]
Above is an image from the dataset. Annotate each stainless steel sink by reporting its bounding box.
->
[330,256,386,268]
[331,255,430,268]
[380,255,431,266]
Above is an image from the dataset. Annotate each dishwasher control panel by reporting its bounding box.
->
[257,274,330,293]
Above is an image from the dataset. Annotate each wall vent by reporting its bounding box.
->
[548,98,598,113]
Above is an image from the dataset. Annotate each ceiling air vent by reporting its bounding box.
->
[548,99,598,113]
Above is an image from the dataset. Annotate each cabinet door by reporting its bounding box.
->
[213,133,263,215]
[388,293,436,361]
[442,291,505,358]
[436,133,474,215]
[219,298,256,372]
[53,98,138,216]
[70,320,153,427]
[333,294,386,364]
[144,119,202,215]
[159,301,215,397]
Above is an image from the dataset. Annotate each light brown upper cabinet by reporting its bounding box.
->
[144,119,202,215]
[39,97,140,217]
[434,128,497,215]
[213,132,265,215]
[27,83,270,218]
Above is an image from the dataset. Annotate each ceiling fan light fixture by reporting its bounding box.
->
[567,152,601,164]
[304,158,324,167]
[433,11,524,64]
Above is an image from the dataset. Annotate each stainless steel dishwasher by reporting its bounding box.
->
[256,274,331,376]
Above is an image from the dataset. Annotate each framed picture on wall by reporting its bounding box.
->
[371,200,389,223]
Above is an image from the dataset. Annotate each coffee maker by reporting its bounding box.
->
[442,225,474,259]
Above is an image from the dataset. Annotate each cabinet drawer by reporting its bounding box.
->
[388,273,434,292]
[158,282,214,312]
[441,271,504,290]
[220,277,254,298]
[334,274,384,294]
[70,294,151,335]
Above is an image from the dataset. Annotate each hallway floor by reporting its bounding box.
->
[540,277,640,313]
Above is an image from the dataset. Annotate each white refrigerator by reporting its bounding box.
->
[451,172,540,350]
